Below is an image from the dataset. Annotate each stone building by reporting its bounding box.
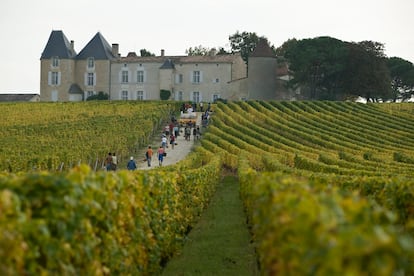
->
[40,30,296,102]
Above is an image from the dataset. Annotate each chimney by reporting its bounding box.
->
[112,43,119,57]
[70,40,74,51]
[161,49,165,57]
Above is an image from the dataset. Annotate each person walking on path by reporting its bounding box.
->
[105,152,113,171]
[170,134,176,149]
[157,146,165,166]
[146,146,153,167]
[174,125,179,137]
[111,152,118,171]
[161,134,168,150]
[127,156,137,170]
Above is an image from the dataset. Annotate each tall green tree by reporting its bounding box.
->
[185,45,227,56]
[284,36,348,100]
[345,41,392,102]
[140,49,155,57]
[283,37,393,101]
[387,57,414,101]
[228,31,262,64]
[186,45,211,56]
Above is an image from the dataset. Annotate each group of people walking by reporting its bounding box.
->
[104,152,118,171]
[106,107,210,171]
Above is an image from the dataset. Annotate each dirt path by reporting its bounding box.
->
[133,112,202,169]
[130,112,259,274]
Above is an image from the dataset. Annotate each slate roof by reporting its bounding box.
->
[160,59,175,69]
[250,38,275,58]
[116,53,242,64]
[76,32,115,60]
[40,30,76,59]
[0,94,40,102]
[68,84,83,94]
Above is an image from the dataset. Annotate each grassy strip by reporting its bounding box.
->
[162,175,259,275]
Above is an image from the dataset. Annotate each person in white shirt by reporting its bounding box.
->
[161,135,167,150]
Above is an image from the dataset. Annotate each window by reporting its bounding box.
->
[51,72,60,85]
[52,56,59,67]
[87,57,95,68]
[214,78,220,83]
[192,91,200,103]
[177,91,183,101]
[87,73,95,86]
[176,74,183,84]
[137,70,144,83]
[137,90,144,100]
[122,71,129,83]
[213,94,220,102]
[192,71,201,83]
[121,90,128,100]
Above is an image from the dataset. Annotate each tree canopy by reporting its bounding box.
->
[183,31,414,101]
[140,49,155,57]
[282,37,394,101]
[387,57,414,101]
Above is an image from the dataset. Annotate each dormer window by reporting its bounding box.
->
[87,57,95,69]
[51,56,59,67]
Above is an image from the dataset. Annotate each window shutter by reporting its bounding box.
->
[84,73,88,86]
[57,72,61,86]
[200,71,203,83]
[48,72,51,85]
[94,73,97,86]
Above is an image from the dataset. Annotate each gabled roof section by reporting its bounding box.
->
[68,84,83,94]
[250,38,275,58]
[160,59,175,69]
[40,30,76,59]
[76,32,115,60]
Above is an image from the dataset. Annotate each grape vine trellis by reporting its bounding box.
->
[2,100,414,275]
[0,101,178,172]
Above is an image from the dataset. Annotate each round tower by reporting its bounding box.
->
[247,38,277,100]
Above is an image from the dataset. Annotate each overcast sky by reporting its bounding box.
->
[0,0,413,93]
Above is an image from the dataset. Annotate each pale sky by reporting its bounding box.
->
[0,0,413,93]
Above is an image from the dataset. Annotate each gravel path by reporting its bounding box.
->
[135,113,202,170]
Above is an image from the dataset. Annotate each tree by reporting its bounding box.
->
[140,49,155,57]
[387,57,414,101]
[160,89,171,100]
[345,41,392,102]
[186,45,212,56]
[216,47,229,55]
[228,31,262,64]
[284,36,348,100]
[275,38,298,58]
[282,37,393,101]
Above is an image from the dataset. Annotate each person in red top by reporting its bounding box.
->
[157,146,164,166]
[146,146,153,167]
[170,134,176,149]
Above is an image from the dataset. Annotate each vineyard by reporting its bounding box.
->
[0,101,178,171]
[2,100,414,274]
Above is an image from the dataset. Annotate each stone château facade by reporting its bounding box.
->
[40,30,296,102]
